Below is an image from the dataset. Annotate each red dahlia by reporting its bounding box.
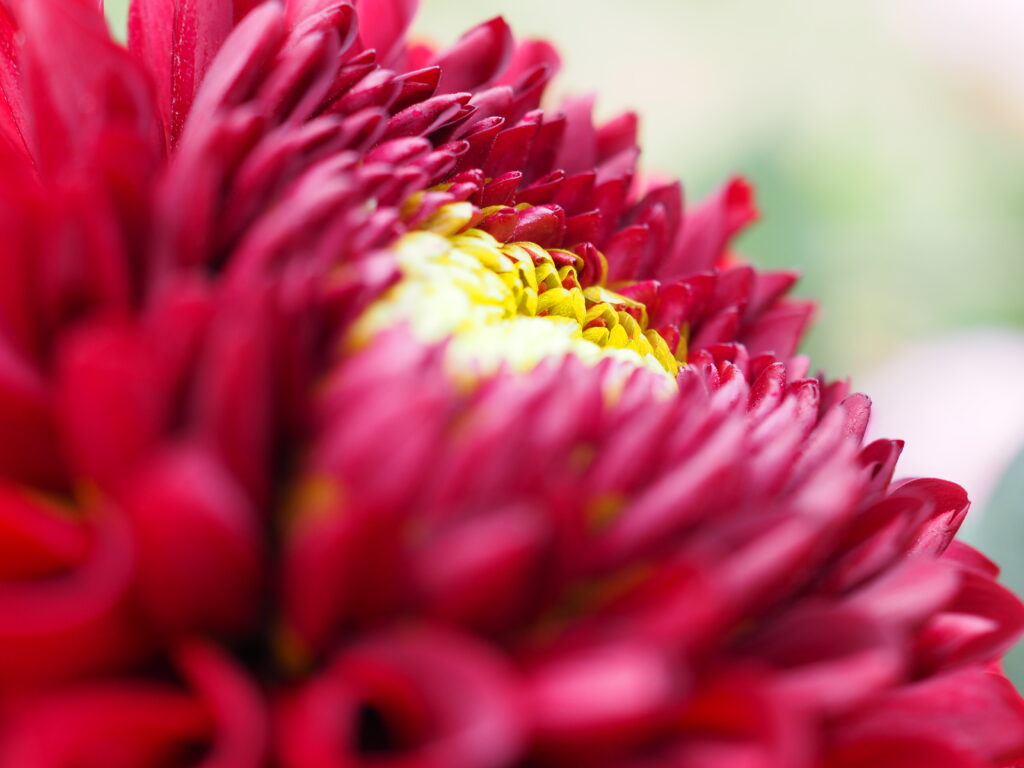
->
[0,1,1021,766]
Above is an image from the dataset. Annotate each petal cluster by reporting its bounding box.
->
[0,0,1019,767]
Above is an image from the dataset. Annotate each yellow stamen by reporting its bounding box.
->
[353,204,684,384]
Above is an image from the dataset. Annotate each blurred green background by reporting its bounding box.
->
[105,0,1024,676]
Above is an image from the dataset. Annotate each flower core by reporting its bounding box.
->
[355,202,683,379]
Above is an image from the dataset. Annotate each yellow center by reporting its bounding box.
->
[352,201,684,382]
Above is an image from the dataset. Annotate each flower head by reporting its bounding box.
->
[0,0,1021,766]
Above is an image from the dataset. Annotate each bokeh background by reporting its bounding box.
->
[104,0,1024,677]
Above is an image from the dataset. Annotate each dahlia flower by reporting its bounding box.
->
[0,0,1021,766]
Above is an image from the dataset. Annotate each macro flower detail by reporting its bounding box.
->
[0,1,1021,767]
[354,202,682,379]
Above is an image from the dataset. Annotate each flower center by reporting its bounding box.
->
[353,202,684,380]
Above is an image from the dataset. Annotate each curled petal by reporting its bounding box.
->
[0,641,267,768]
[278,626,524,768]
[0,512,143,689]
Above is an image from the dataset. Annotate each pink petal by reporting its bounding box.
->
[128,0,233,148]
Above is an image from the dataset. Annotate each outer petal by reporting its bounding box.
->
[0,484,87,581]
[128,0,233,147]
[916,566,1024,672]
[278,625,525,768]
[123,446,264,639]
[0,339,62,487]
[56,322,172,494]
[0,511,144,690]
[0,5,28,157]
[834,668,1024,765]
[17,0,160,172]
[176,642,269,768]
[353,0,416,67]
[0,641,266,768]
[0,684,208,767]
[526,643,685,758]
[430,17,513,94]
[662,177,758,278]
[824,736,984,768]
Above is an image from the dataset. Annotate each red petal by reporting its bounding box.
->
[176,641,269,767]
[528,643,684,757]
[128,0,232,147]
[0,483,88,580]
[56,322,171,493]
[0,683,209,767]
[431,17,513,94]
[0,5,29,158]
[662,176,758,278]
[184,2,287,133]
[414,504,547,633]
[918,568,1024,671]
[124,446,264,639]
[496,38,560,88]
[0,339,62,487]
[555,94,596,175]
[824,736,985,768]
[0,513,143,689]
[279,626,523,768]
[835,668,1024,764]
[192,292,276,505]
[353,0,417,67]
[19,0,160,171]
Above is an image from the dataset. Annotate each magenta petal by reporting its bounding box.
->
[0,642,266,767]
[192,292,275,505]
[431,17,513,94]
[279,626,524,768]
[175,641,269,767]
[0,340,62,487]
[353,0,417,67]
[56,323,170,493]
[742,603,902,716]
[128,0,232,147]
[0,484,88,580]
[183,2,287,134]
[0,6,29,158]
[414,504,547,632]
[835,668,1024,765]
[0,1,1017,764]
[483,121,536,178]
[0,512,143,689]
[918,567,1024,671]
[124,446,263,639]
[742,300,815,359]
[0,682,209,766]
[596,111,638,164]
[528,643,684,757]
[604,225,652,283]
[509,204,565,248]
[19,0,160,171]
[824,737,985,768]
[554,94,596,175]
[496,38,561,88]
[662,176,758,278]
